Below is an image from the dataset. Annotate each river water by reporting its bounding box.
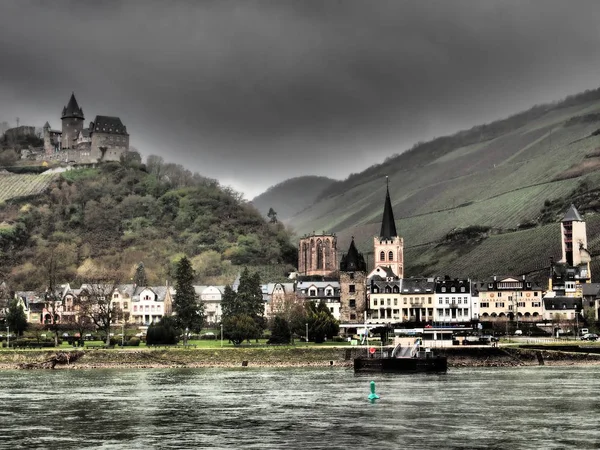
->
[1,365,599,449]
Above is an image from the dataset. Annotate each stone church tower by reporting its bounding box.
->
[61,92,85,150]
[297,233,337,277]
[373,179,403,277]
[339,237,367,324]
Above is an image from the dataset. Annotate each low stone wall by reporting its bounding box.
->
[2,346,600,370]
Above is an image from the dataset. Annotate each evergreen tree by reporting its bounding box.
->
[220,268,265,345]
[267,207,278,223]
[134,262,147,287]
[220,285,241,317]
[6,298,27,337]
[268,316,291,344]
[237,269,264,317]
[172,256,204,344]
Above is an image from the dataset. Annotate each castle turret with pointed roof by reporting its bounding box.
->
[373,177,404,277]
[61,92,85,150]
[339,237,368,325]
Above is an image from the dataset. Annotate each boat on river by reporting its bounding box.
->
[354,339,448,373]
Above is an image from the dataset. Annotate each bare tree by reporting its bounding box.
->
[39,244,76,347]
[77,265,122,346]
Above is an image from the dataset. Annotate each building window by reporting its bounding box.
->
[380,251,385,261]
[349,299,356,308]
[388,251,394,261]
[394,299,397,306]
[441,287,446,293]
[373,299,378,306]
[123,302,128,310]
[309,289,316,296]
[350,314,356,320]
[349,285,355,293]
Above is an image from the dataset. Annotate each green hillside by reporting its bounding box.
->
[278,88,600,281]
[251,176,336,222]
[0,161,297,290]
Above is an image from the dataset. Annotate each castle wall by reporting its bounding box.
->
[91,132,129,161]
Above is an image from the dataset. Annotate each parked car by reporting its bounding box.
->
[581,333,598,341]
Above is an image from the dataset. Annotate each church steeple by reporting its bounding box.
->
[379,177,397,240]
[373,176,404,278]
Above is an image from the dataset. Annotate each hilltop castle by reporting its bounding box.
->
[43,93,130,164]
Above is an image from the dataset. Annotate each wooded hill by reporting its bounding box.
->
[260,87,600,283]
[0,159,297,290]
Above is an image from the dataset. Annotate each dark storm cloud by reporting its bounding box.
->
[2,0,600,197]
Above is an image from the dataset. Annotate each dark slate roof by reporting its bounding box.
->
[91,116,128,135]
[61,93,84,120]
[582,283,600,297]
[562,204,583,222]
[543,296,582,311]
[379,182,397,240]
[340,237,367,272]
[435,277,471,294]
[401,278,435,294]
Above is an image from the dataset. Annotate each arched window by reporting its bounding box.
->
[324,240,331,270]
[316,240,323,269]
[380,251,385,261]
[388,251,394,261]
[393,285,400,293]
[385,286,392,293]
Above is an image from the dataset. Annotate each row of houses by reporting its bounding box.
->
[3,182,599,336]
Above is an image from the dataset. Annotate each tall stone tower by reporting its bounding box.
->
[297,233,337,277]
[43,122,52,155]
[561,204,588,267]
[61,93,84,150]
[373,178,403,277]
[339,237,367,324]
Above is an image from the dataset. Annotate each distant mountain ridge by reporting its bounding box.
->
[251,176,336,222]
[262,87,600,283]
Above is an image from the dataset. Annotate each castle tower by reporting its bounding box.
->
[339,237,367,324]
[43,122,52,155]
[373,178,404,277]
[297,233,337,277]
[61,93,84,150]
[561,204,588,267]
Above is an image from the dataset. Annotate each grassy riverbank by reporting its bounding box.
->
[2,344,600,370]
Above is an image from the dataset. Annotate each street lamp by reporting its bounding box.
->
[121,321,125,347]
[220,323,223,348]
[6,326,9,349]
[305,323,309,344]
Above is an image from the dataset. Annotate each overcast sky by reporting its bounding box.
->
[2,1,600,198]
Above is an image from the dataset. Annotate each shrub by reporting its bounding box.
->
[146,318,179,345]
[126,337,141,347]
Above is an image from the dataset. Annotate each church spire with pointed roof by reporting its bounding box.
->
[379,177,398,240]
[373,177,404,278]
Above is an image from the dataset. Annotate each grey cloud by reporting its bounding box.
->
[2,1,600,197]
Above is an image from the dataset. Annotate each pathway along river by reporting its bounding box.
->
[1,365,600,449]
